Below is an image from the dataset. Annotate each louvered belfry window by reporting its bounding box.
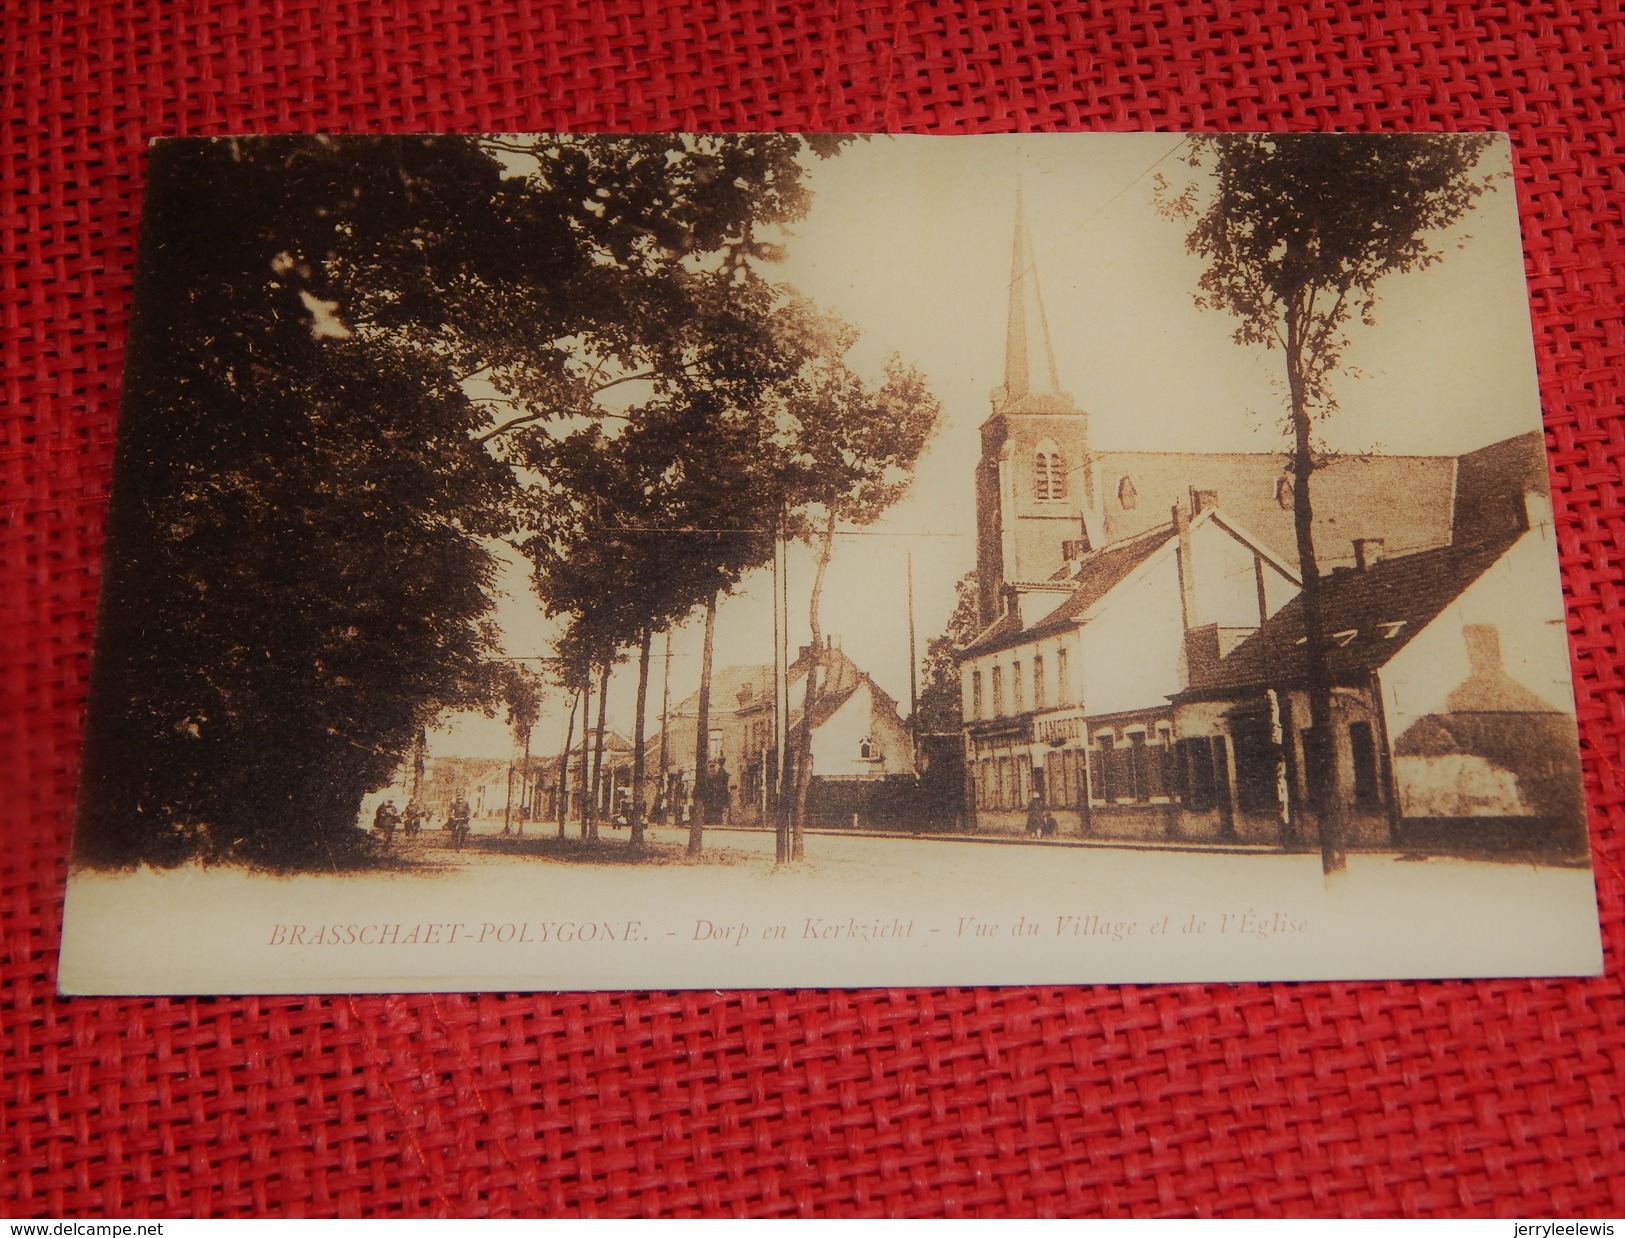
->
[1034,450,1066,500]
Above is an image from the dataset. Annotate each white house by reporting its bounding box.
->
[959,501,1298,835]
[1170,487,1585,857]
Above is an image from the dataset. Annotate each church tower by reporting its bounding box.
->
[974,189,1091,628]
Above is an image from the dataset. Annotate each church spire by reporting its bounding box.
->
[1002,183,1063,405]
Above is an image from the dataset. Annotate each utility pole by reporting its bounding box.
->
[773,508,791,863]
[907,551,919,766]
[658,630,671,824]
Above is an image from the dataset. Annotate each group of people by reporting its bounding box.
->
[372,796,472,847]
[1025,794,1059,839]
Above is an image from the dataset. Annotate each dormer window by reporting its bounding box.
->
[859,737,875,760]
[1034,440,1067,500]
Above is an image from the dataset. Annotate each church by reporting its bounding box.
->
[957,204,1574,854]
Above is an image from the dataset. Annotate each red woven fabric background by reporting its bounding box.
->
[5,0,1624,1218]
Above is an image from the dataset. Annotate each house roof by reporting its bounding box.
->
[959,521,1174,658]
[1176,531,1521,699]
[668,663,774,717]
[785,643,904,739]
[542,728,637,763]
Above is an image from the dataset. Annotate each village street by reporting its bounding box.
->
[63,816,1601,993]
[395,815,1595,904]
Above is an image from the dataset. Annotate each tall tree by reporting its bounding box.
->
[554,686,580,837]
[774,319,942,859]
[520,375,782,849]
[77,137,518,868]
[501,666,544,835]
[1163,133,1498,875]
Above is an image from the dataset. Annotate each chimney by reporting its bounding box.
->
[1354,538,1385,571]
[1464,623,1500,676]
[1062,537,1089,574]
[1189,488,1219,515]
[1522,490,1548,537]
[1001,584,1023,627]
[1184,624,1221,685]
[1445,621,1555,713]
[1173,502,1197,630]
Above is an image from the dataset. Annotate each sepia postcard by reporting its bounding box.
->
[60,132,1603,994]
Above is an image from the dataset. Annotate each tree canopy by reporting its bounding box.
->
[76,133,848,868]
[1166,132,1500,423]
[518,295,941,860]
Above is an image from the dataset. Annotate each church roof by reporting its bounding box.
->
[1452,430,1548,544]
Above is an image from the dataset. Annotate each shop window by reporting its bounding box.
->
[1127,732,1149,800]
[1049,751,1071,807]
[1089,736,1115,803]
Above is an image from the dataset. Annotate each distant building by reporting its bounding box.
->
[419,756,508,821]
[533,728,637,825]
[656,642,916,828]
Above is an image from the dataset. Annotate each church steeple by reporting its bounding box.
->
[999,183,1065,411]
[975,188,1091,627]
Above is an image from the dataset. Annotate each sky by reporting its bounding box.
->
[435,132,1544,761]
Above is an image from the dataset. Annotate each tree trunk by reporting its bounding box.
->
[557,691,577,839]
[518,722,532,836]
[578,676,592,840]
[503,746,515,836]
[410,726,426,803]
[1286,311,1346,876]
[590,660,609,842]
[791,509,837,862]
[631,624,652,848]
[689,588,718,857]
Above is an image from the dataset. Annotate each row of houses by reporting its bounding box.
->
[953,202,1585,858]
[417,640,920,832]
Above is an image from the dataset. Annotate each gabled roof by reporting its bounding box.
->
[669,664,774,717]
[785,643,904,739]
[1176,532,1521,699]
[958,507,1293,661]
[546,728,637,762]
[959,521,1173,658]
